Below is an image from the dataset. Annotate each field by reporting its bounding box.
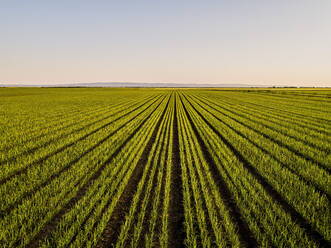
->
[0,87,330,248]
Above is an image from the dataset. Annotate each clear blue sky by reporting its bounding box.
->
[1,0,330,86]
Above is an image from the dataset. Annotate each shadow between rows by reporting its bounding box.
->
[168,95,185,248]
[95,97,170,248]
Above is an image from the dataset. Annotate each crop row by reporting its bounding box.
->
[0,93,168,247]
[1,88,329,248]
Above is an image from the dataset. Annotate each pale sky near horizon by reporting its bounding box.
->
[1,0,331,86]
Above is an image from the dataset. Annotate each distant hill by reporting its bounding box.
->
[1,82,271,88]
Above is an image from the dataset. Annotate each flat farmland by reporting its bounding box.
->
[0,88,330,248]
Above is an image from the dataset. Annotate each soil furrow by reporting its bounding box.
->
[95,97,170,248]
[168,94,186,248]
[193,95,331,173]
[179,94,257,248]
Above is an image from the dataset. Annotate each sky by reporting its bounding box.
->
[1,0,331,86]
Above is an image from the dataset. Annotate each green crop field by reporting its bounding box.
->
[0,87,330,248]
